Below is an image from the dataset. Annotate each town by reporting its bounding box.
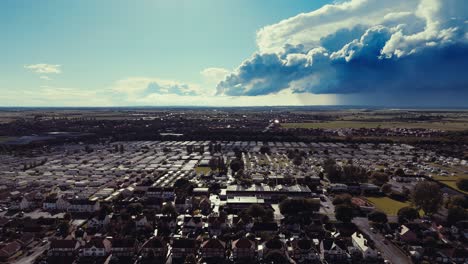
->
[2,0,468,262]
[0,135,467,264]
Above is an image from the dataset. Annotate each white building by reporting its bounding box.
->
[351,232,378,259]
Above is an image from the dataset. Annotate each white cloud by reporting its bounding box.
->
[256,0,418,53]
[0,86,113,107]
[112,77,202,99]
[24,64,62,74]
[200,67,230,84]
[39,76,52,81]
[127,89,337,106]
[217,0,468,103]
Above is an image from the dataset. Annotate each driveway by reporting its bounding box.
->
[12,242,49,264]
[353,217,412,264]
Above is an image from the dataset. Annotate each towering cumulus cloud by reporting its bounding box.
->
[217,0,468,105]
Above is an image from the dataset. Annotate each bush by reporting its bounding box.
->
[456,178,468,191]
[447,205,467,225]
[335,204,354,223]
[448,195,468,209]
[368,210,388,223]
[332,194,352,205]
[280,198,320,215]
[397,206,419,223]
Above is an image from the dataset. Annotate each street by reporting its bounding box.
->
[353,217,412,264]
[12,242,49,264]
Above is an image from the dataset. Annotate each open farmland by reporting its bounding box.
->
[281,121,468,131]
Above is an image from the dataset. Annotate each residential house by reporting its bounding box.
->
[48,240,79,257]
[146,187,174,200]
[155,215,177,235]
[17,232,35,247]
[175,196,190,213]
[206,215,227,236]
[200,238,226,259]
[172,238,197,260]
[0,241,22,261]
[140,237,168,261]
[180,215,204,235]
[111,238,138,258]
[320,239,350,263]
[68,199,100,213]
[43,196,59,211]
[261,238,289,263]
[290,238,320,263]
[328,183,348,193]
[88,214,111,230]
[134,215,150,230]
[141,197,163,211]
[398,225,419,244]
[231,238,256,261]
[79,237,111,257]
[252,222,278,237]
[19,192,44,210]
[360,183,380,195]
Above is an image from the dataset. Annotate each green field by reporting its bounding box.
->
[432,175,468,194]
[366,197,412,216]
[0,136,16,143]
[431,164,468,194]
[194,166,212,174]
[282,121,468,131]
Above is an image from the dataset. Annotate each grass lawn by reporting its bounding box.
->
[365,196,412,216]
[432,176,468,194]
[281,121,468,131]
[194,166,212,174]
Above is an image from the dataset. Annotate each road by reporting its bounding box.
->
[319,194,336,221]
[12,242,49,264]
[353,217,412,264]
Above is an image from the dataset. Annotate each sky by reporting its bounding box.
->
[1,0,467,107]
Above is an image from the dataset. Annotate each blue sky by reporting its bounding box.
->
[1,0,467,107]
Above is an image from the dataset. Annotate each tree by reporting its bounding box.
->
[63,213,72,221]
[395,168,405,177]
[247,204,266,220]
[332,194,352,205]
[174,178,190,189]
[208,157,219,171]
[58,221,70,237]
[342,164,368,182]
[230,158,244,174]
[260,145,271,155]
[293,156,303,166]
[323,158,342,183]
[279,198,320,216]
[262,209,274,223]
[371,172,389,186]
[447,205,467,225]
[381,183,392,194]
[447,195,468,209]
[368,211,388,224]
[456,178,468,192]
[411,182,443,215]
[335,204,354,223]
[186,145,193,154]
[161,202,177,217]
[174,178,194,197]
[397,206,419,223]
[128,203,143,215]
[184,254,197,264]
[233,147,242,159]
